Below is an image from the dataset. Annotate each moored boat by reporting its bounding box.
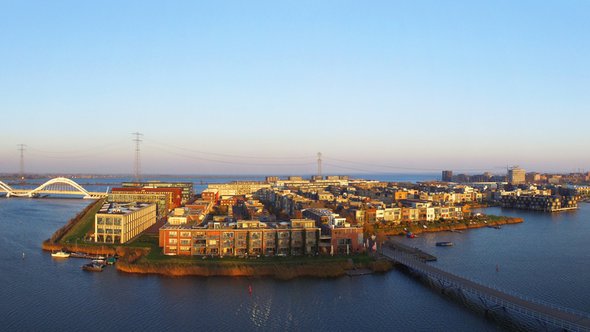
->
[82,262,105,272]
[436,241,454,247]
[51,251,70,258]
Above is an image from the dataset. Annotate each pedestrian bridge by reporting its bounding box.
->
[0,177,108,199]
[382,245,590,332]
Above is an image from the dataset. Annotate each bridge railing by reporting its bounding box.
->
[384,248,590,331]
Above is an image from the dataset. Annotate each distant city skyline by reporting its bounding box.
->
[1,1,589,174]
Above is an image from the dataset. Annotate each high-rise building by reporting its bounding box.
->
[508,167,526,185]
[442,170,453,182]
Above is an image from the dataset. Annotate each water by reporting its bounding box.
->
[2,175,590,330]
[396,205,590,313]
[0,198,495,331]
[5,173,440,194]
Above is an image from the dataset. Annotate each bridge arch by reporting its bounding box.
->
[0,177,105,199]
[0,181,15,196]
[29,177,92,198]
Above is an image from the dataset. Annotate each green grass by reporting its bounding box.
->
[125,234,160,249]
[61,198,106,245]
[134,246,373,266]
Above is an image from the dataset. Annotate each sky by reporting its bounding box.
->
[1,1,589,175]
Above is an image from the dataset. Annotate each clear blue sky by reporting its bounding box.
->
[1,1,589,175]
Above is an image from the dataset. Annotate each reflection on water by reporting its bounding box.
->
[0,197,509,331]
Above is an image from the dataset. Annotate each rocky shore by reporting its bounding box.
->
[115,256,393,280]
[383,217,523,236]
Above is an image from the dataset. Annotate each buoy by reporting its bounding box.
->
[496,264,499,272]
[248,285,252,295]
[22,252,25,259]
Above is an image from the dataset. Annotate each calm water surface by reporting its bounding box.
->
[0,198,497,331]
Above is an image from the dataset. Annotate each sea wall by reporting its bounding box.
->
[116,258,393,280]
[384,217,523,236]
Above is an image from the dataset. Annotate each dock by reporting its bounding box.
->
[386,239,437,262]
[383,247,590,332]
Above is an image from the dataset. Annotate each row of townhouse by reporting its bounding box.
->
[160,219,320,256]
[351,205,463,224]
[207,181,272,196]
[256,188,312,217]
[159,219,365,256]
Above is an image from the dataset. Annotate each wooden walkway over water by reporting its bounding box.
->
[382,246,590,332]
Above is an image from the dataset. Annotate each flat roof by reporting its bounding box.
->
[97,202,154,215]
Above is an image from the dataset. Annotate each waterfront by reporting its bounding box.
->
[1,197,491,331]
[1,197,590,330]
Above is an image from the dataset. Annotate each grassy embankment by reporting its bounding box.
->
[366,215,523,237]
[42,198,116,255]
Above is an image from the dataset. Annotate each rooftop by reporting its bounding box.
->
[97,202,154,215]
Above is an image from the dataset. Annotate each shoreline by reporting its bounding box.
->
[41,200,518,280]
[381,216,524,237]
[115,256,393,280]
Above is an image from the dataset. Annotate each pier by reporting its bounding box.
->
[382,245,590,331]
[387,238,437,262]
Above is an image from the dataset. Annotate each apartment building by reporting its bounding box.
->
[94,202,156,244]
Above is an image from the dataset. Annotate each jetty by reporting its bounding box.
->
[382,247,590,331]
[387,239,437,262]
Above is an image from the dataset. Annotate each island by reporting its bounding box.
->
[41,176,534,279]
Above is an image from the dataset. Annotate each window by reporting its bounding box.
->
[180,232,191,237]
[169,231,177,236]
[169,239,178,244]
[180,239,191,245]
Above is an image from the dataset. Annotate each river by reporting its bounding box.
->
[1,177,589,331]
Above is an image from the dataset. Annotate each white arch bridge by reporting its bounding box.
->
[0,177,108,199]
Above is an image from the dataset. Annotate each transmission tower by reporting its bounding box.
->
[17,144,26,183]
[317,152,322,179]
[132,132,143,181]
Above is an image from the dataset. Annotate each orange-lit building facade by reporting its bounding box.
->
[159,220,322,257]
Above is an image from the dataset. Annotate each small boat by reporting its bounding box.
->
[106,257,117,265]
[436,241,454,247]
[69,252,88,258]
[51,251,70,258]
[82,262,105,272]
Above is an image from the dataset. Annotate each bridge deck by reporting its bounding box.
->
[382,247,590,331]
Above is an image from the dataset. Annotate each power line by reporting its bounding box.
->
[143,138,313,161]
[27,141,123,155]
[17,144,26,182]
[317,152,322,178]
[324,156,502,173]
[148,144,315,167]
[323,162,393,174]
[132,132,143,181]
